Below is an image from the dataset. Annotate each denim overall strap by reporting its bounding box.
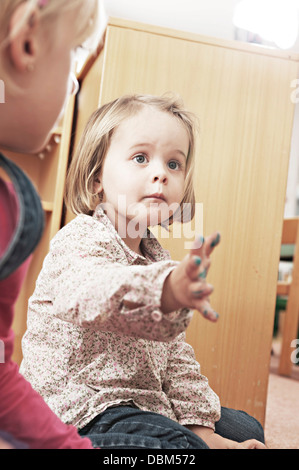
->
[0,154,44,280]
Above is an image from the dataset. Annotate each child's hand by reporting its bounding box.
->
[161,232,221,322]
[186,425,267,449]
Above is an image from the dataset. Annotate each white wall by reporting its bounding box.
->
[103,0,239,41]
[103,0,299,50]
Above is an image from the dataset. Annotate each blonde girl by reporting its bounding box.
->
[21,94,266,449]
[0,0,99,449]
[66,93,219,325]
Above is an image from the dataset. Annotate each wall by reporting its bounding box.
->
[102,0,238,40]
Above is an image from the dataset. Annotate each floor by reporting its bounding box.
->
[264,339,299,449]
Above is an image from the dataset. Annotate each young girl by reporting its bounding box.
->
[21,94,266,449]
[0,0,100,449]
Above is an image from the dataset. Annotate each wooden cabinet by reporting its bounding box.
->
[5,17,299,426]
[1,93,76,366]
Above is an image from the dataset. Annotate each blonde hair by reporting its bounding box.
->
[0,0,99,87]
[66,94,197,224]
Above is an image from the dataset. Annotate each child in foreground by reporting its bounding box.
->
[0,0,99,449]
[21,94,266,449]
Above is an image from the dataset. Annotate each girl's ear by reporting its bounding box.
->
[8,3,40,72]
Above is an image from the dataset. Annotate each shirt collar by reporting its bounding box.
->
[93,205,169,264]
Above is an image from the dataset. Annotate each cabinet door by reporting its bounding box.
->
[97,19,299,424]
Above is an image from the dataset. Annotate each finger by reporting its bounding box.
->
[200,307,219,323]
[197,258,211,281]
[197,299,219,322]
[189,235,206,258]
[189,232,221,260]
[185,255,211,281]
[241,440,267,449]
[185,253,202,280]
[205,232,221,257]
[190,283,214,299]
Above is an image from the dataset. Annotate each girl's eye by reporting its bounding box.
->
[133,154,147,164]
[168,160,181,170]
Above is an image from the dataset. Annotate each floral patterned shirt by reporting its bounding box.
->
[20,206,221,430]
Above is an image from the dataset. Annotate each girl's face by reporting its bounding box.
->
[96,106,190,238]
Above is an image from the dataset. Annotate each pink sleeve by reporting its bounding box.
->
[0,188,94,449]
[0,361,93,449]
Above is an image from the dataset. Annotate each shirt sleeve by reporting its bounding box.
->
[39,220,192,342]
[163,333,221,429]
[0,266,93,449]
[0,361,94,449]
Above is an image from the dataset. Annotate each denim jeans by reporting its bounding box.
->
[79,405,265,449]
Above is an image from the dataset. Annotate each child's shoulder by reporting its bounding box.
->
[58,213,98,235]
[49,212,122,258]
[51,213,109,248]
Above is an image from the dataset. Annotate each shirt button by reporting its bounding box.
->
[151,310,162,322]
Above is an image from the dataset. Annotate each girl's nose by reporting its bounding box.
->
[153,174,167,184]
[152,165,168,184]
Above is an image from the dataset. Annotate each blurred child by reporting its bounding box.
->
[0,0,99,449]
